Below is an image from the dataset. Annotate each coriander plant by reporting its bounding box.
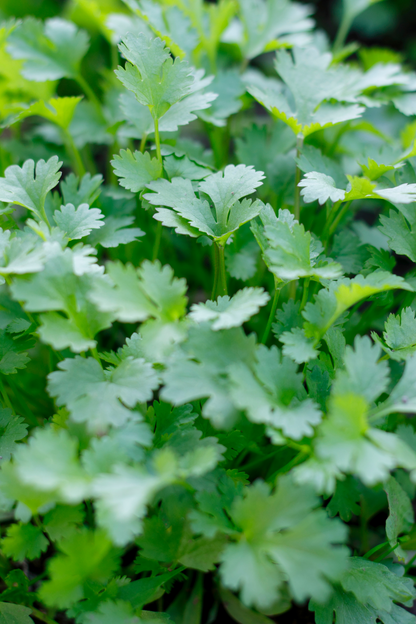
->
[1,0,416,623]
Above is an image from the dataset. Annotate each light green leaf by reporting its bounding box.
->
[0,408,27,460]
[7,17,90,81]
[0,603,34,624]
[53,203,104,240]
[372,307,416,360]
[0,156,62,221]
[2,522,48,561]
[384,476,414,560]
[298,172,347,205]
[144,165,264,243]
[48,355,159,432]
[189,288,269,330]
[115,32,194,120]
[88,216,144,248]
[111,149,162,193]
[8,96,82,131]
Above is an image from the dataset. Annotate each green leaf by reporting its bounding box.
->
[236,0,315,60]
[372,307,416,360]
[7,17,89,81]
[379,209,416,262]
[48,355,159,431]
[83,600,141,624]
[115,33,194,120]
[111,149,163,193]
[0,156,62,221]
[220,476,348,609]
[298,172,347,205]
[189,288,269,330]
[38,529,119,608]
[0,603,34,624]
[90,260,187,323]
[228,345,322,439]
[280,327,319,364]
[8,96,82,131]
[260,207,343,281]
[327,477,361,521]
[247,47,364,137]
[144,165,264,243]
[384,476,414,560]
[61,172,103,207]
[0,408,27,460]
[311,557,416,624]
[88,216,144,248]
[43,504,85,541]
[2,522,48,561]
[53,203,104,240]
[219,586,278,624]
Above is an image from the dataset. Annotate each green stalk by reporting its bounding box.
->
[64,129,86,177]
[211,242,219,300]
[293,133,304,222]
[152,118,163,261]
[300,277,311,311]
[0,378,14,413]
[333,14,353,53]
[152,221,162,262]
[30,608,60,624]
[328,200,351,237]
[76,74,102,113]
[140,133,148,153]
[90,347,102,368]
[262,284,280,344]
[154,117,162,164]
[217,243,227,297]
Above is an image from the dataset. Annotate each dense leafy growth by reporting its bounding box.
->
[1,0,416,623]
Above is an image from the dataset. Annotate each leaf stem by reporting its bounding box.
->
[76,74,101,113]
[140,133,148,153]
[328,200,351,237]
[152,221,163,262]
[63,130,86,177]
[90,347,102,368]
[300,277,311,311]
[216,243,228,297]
[30,607,60,624]
[211,242,219,300]
[333,14,352,53]
[293,133,304,222]
[153,117,162,165]
[262,283,280,344]
[0,378,14,413]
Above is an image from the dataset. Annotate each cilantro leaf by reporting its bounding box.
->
[248,47,365,137]
[87,216,144,248]
[311,557,416,624]
[0,156,62,221]
[384,476,414,560]
[2,522,48,561]
[8,96,82,131]
[144,165,264,243]
[220,476,348,608]
[0,603,34,624]
[111,149,163,193]
[189,288,269,330]
[258,206,343,281]
[53,203,104,240]
[0,408,27,460]
[115,33,194,121]
[372,307,416,361]
[48,356,159,432]
[7,17,90,81]
[38,529,119,608]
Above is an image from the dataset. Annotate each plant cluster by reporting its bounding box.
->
[1,0,416,622]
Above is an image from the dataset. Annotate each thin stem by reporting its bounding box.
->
[0,378,14,413]
[111,43,119,72]
[262,285,280,344]
[328,201,351,237]
[64,130,86,177]
[76,74,101,113]
[363,540,390,560]
[153,117,162,165]
[152,221,162,261]
[217,243,227,297]
[405,552,416,572]
[211,242,219,300]
[293,133,304,222]
[30,607,60,624]
[90,347,102,368]
[300,277,311,311]
[333,14,352,53]
[140,133,148,153]
[40,204,51,230]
